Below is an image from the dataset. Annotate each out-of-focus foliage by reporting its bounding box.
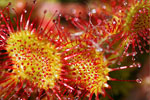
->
[0,0,12,7]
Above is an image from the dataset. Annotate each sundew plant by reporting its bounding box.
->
[0,0,149,100]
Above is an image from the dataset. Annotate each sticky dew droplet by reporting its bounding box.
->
[136,78,142,84]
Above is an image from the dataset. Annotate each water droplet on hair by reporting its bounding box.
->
[123,2,127,6]
[102,5,106,9]
[126,53,129,56]
[119,10,122,13]
[132,52,137,56]
[136,78,142,84]
[113,21,116,24]
[139,10,142,13]
[36,97,40,100]
[96,47,103,52]
[50,31,53,33]
[18,98,24,100]
[59,14,62,17]
[53,19,57,24]
[137,63,141,68]
[61,26,64,30]
[24,9,27,13]
[91,9,96,14]
[132,57,135,61]
[29,88,33,93]
[140,51,143,54]
[74,17,79,22]
[72,9,76,14]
